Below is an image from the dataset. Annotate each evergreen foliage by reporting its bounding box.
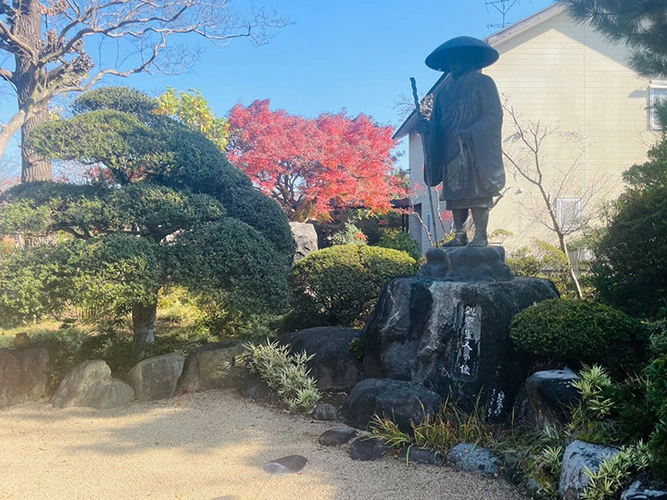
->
[376,230,421,261]
[509,298,648,376]
[0,87,294,353]
[566,0,667,77]
[289,245,416,328]
[591,138,667,318]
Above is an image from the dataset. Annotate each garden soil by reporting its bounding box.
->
[0,389,522,500]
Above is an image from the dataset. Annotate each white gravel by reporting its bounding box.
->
[0,389,523,500]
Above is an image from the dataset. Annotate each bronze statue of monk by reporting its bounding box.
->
[418,36,505,247]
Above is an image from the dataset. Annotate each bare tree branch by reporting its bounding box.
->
[0,0,289,178]
[501,100,611,299]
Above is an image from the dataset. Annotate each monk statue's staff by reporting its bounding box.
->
[410,77,439,246]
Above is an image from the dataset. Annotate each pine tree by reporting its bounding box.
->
[565,0,667,77]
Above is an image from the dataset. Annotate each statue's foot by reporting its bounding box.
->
[443,235,468,247]
[467,237,488,247]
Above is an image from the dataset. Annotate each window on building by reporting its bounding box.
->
[556,197,583,232]
[649,81,667,130]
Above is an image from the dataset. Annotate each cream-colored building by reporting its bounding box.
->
[395,3,664,254]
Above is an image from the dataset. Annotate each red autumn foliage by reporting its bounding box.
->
[227,99,404,221]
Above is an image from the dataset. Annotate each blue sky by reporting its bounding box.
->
[0,0,556,175]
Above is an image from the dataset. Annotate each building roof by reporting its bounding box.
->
[392,2,568,141]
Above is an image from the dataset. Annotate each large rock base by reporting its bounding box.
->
[362,276,558,421]
[0,347,51,408]
[278,327,362,390]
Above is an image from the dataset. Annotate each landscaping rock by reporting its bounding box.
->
[179,342,246,393]
[362,275,558,422]
[418,246,513,282]
[516,368,581,430]
[238,377,271,400]
[290,222,318,262]
[318,428,358,446]
[312,403,337,421]
[13,332,32,349]
[126,353,185,401]
[621,478,667,500]
[559,440,619,500]
[0,347,51,409]
[400,447,444,465]
[350,437,389,461]
[278,327,362,390]
[52,360,134,410]
[263,455,308,474]
[446,443,501,476]
[342,378,442,433]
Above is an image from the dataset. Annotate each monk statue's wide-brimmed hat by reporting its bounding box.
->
[425,36,499,72]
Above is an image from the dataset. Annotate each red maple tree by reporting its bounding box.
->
[227,99,403,221]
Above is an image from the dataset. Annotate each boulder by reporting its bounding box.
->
[289,222,318,262]
[516,368,581,430]
[278,327,363,390]
[621,478,667,500]
[418,246,513,282]
[318,428,358,446]
[446,443,501,476]
[559,440,619,500]
[126,353,185,401]
[179,342,246,393]
[362,276,558,422]
[52,360,134,410]
[0,347,51,408]
[312,403,338,421]
[342,378,442,433]
[350,437,389,461]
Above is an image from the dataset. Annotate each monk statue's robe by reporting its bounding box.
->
[423,69,505,209]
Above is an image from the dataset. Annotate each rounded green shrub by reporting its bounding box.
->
[509,298,648,376]
[289,244,417,328]
[376,230,421,261]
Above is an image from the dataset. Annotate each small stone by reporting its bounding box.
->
[238,378,270,400]
[13,332,32,349]
[447,443,501,476]
[312,403,337,421]
[399,447,444,465]
[318,428,358,446]
[263,455,307,475]
[350,437,388,461]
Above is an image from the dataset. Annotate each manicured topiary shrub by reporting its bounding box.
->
[289,244,417,329]
[376,230,421,261]
[509,298,648,376]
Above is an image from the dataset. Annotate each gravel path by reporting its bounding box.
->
[0,389,522,500]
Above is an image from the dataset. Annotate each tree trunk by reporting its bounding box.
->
[21,109,52,182]
[13,0,52,182]
[131,301,157,361]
